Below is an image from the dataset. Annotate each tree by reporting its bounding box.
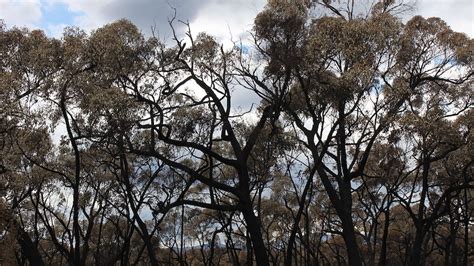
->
[253,1,472,265]
[0,1,472,265]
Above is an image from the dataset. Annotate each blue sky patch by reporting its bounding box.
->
[39,1,83,28]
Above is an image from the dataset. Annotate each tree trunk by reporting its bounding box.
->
[316,167,363,266]
[338,181,363,266]
[120,157,159,266]
[60,94,82,266]
[17,227,44,266]
[236,163,269,266]
[378,209,390,266]
[241,204,270,266]
[409,228,425,266]
[340,213,363,266]
[285,169,315,266]
[463,187,469,266]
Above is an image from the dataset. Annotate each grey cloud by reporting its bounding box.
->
[0,0,42,28]
[416,0,473,36]
[98,0,203,38]
[76,0,265,42]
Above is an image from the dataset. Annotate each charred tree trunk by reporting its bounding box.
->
[60,91,82,266]
[339,209,363,266]
[240,198,269,266]
[409,225,426,266]
[378,208,390,266]
[17,227,44,266]
[118,149,159,266]
[285,169,316,266]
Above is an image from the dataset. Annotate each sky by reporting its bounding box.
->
[1,0,471,139]
[0,0,472,42]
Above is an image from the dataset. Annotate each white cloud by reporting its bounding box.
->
[44,0,113,32]
[54,0,472,39]
[417,0,473,36]
[189,0,265,44]
[0,0,42,28]
[41,0,266,41]
[45,22,69,37]
[1,0,472,39]
[44,0,200,36]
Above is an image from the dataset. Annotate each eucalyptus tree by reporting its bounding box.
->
[75,17,291,264]
[253,1,473,265]
[0,1,472,265]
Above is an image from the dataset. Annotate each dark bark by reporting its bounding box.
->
[378,209,390,266]
[317,166,363,266]
[240,200,270,266]
[17,227,44,266]
[285,168,316,266]
[463,176,470,266]
[409,226,426,266]
[119,150,159,266]
[339,210,363,266]
[60,91,82,266]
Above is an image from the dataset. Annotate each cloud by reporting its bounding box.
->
[416,0,473,36]
[1,0,471,40]
[43,0,265,42]
[188,1,265,38]
[45,23,69,37]
[0,0,42,28]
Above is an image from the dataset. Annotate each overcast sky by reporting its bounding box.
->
[0,0,471,113]
[1,0,472,41]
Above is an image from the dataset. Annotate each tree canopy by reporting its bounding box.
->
[0,1,473,265]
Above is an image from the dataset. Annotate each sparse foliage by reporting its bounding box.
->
[0,1,472,265]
